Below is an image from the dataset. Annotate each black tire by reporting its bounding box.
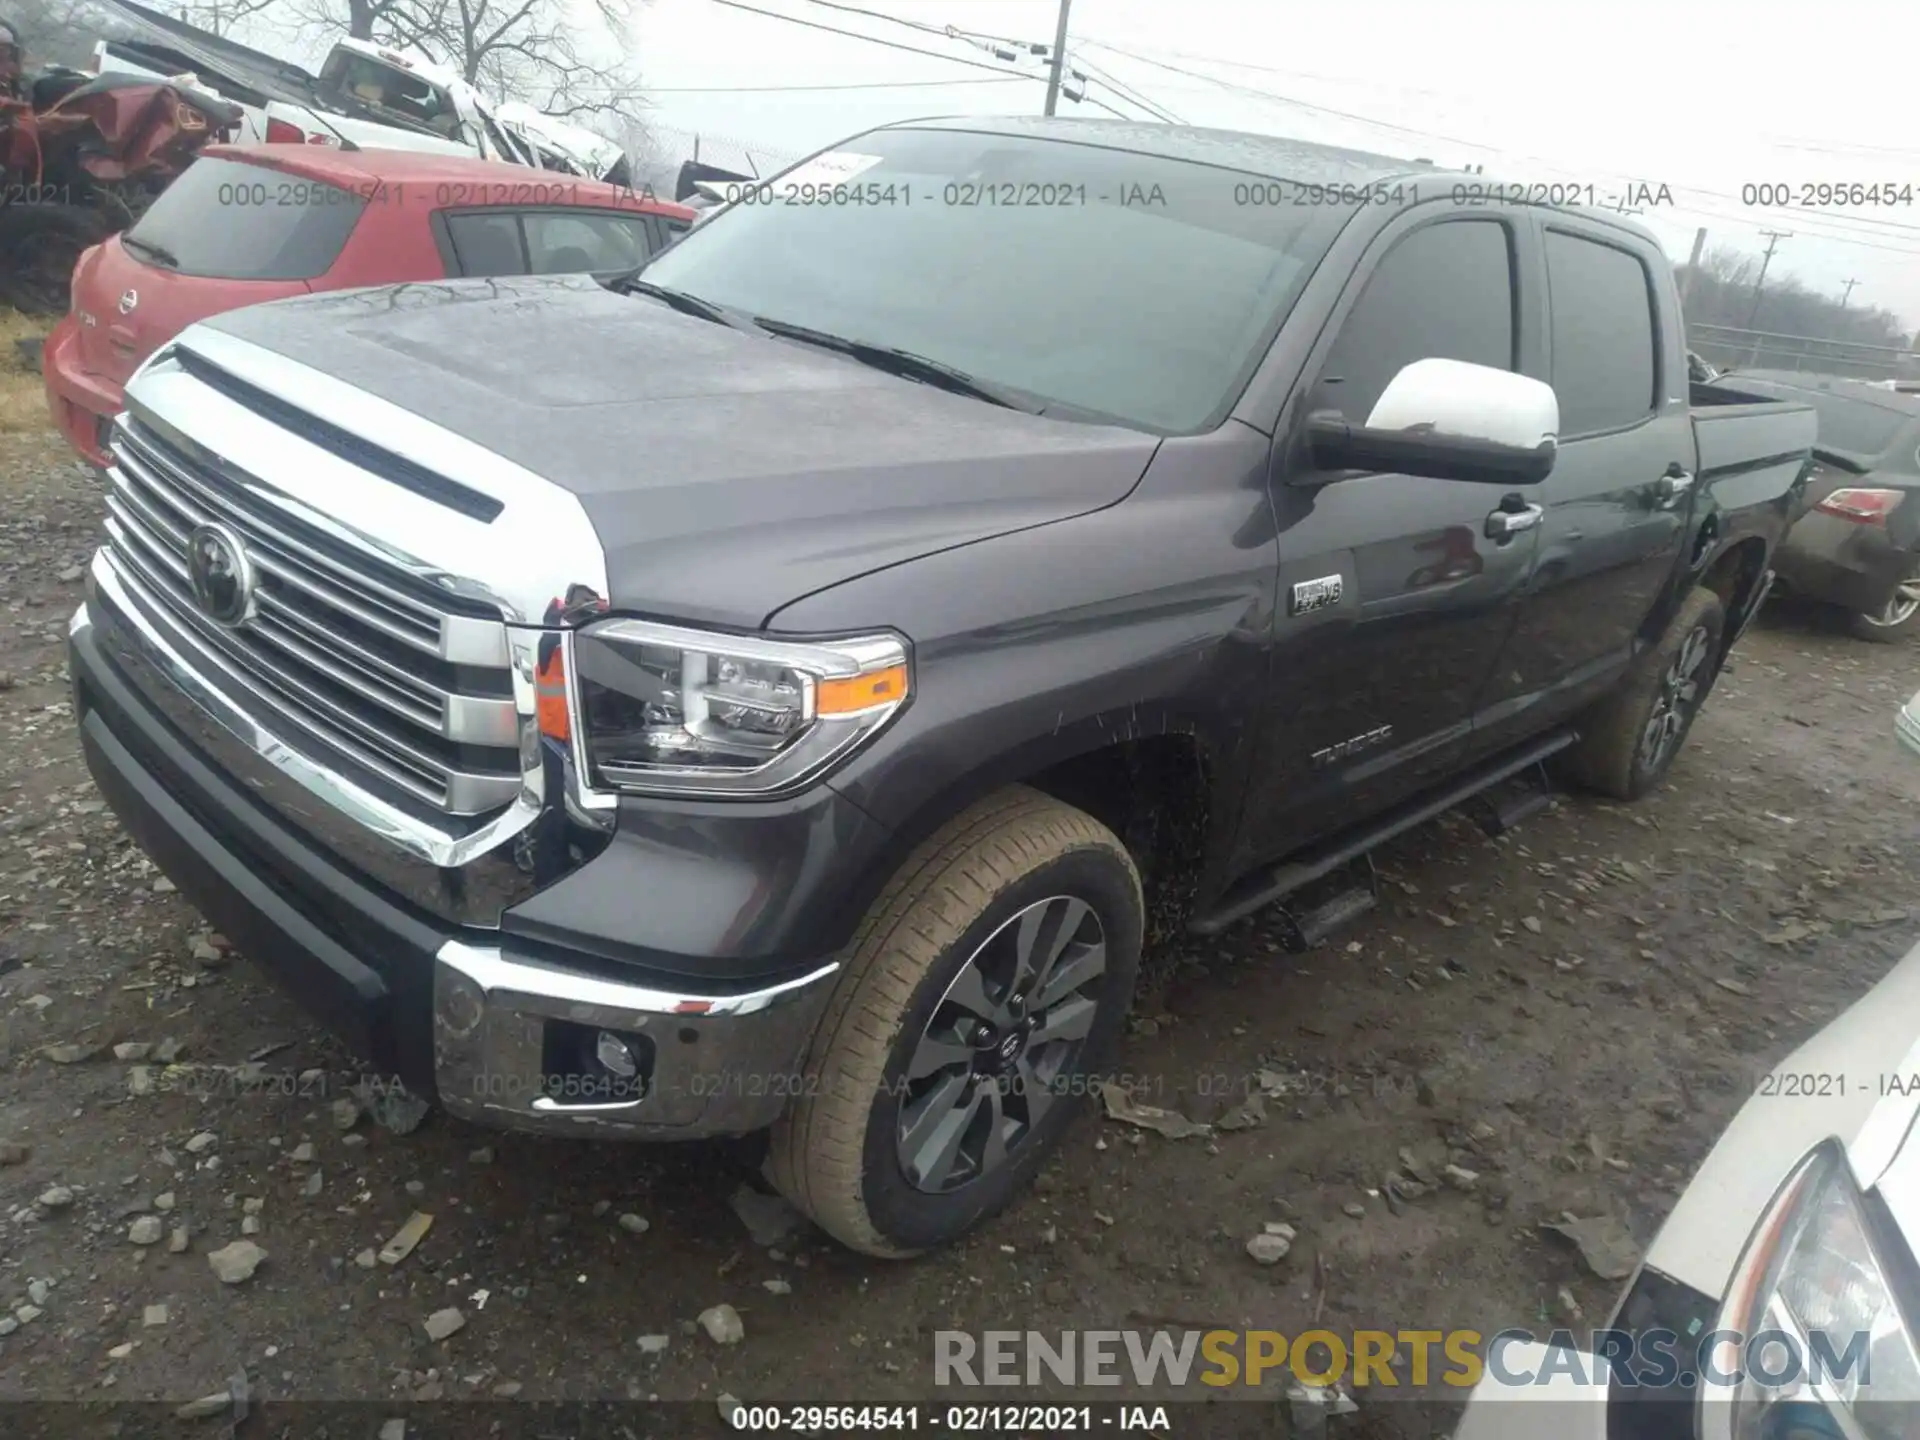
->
[766,786,1143,1257]
[0,203,112,317]
[1847,562,1920,643]
[1560,586,1726,801]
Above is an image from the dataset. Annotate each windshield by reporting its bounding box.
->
[638,126,1358,433]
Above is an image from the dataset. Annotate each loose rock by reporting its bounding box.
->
[37,1185,75,1211]
[698,1303,746,1345]
[168,1227,189,1254]
[0,1141,28,1166]
[287,1143,315,1164]
[728,1184,804,1248]
[143,1305,169,1327]
[112,1042,152,1062]
[128,1216,164,1246]
[423,1307,466,1342]
[617,1212,650,1236]
[1246,1232,1293,1265]
[183,1132,216,1155]
[175,1393,231,1420]
[331,1098,360,1132]
[637,1334,670,1355]
[207,1240,266,1284]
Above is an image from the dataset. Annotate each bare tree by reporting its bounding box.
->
[173,0,285,36]
[287,0,647,120]
[7,0,103,66]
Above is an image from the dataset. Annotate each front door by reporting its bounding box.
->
[1239,208,1543,866]
[1470,216,1695,751]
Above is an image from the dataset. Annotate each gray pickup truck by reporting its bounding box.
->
[68,118,1817,1256]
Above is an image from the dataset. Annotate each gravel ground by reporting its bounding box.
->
[3,425,1919,1438]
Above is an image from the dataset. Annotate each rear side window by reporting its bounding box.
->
[1318,219,1515,424]
[445,212,524,277]
[444,209,659,276]
[124,157,365,281]
[1546,230,1658,436]
[522,212,650,273]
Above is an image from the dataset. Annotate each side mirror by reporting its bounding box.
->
[1305,358,1559,484]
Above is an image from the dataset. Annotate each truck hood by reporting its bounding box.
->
[198,276,1160,627]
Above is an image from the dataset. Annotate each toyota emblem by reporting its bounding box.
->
[186,523,256,627]
[118,289,138,315]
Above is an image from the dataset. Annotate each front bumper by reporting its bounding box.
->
[1773,509,1910,615]
[41,316,120,468]
[71,592,847,1139]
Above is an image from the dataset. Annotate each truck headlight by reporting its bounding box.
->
[1704,1140,1920,1440]
[570,618,909,798]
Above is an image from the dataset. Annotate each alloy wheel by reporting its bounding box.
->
[895,894,1107,1194]
[1861,572,1920,630]
[1639,624,1712,775]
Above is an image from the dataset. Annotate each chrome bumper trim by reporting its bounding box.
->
[433,940,840,1136]
[1897,702,1920,761]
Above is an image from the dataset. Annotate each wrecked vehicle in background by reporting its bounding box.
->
[0,68,240,315]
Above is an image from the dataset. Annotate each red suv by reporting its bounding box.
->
[44,144,694,465]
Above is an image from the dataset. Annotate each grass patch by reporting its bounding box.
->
[0,307,53,435]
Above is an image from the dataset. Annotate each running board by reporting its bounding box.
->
[1188,730,1577,938]
[1467,759,1557,838]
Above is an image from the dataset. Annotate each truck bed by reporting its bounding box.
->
[1689,394,1818,530]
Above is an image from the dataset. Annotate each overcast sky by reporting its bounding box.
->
[616,0,1920,332]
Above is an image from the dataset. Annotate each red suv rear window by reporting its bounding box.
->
[123,156,367,281]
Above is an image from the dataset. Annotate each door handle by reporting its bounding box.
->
[1654,464,1695,503]
[1486,502,1545,540]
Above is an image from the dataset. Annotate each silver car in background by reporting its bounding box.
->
[1456,934,1920,1439]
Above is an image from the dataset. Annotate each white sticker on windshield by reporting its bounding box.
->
[776,152,886,190]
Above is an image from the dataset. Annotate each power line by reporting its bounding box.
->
[637,77,1030,92]
[1069,52,1185,124]
[702,0,1043,81]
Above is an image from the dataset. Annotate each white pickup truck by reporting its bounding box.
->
[94,0,627,181]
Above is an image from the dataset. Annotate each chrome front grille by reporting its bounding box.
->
[100,418,522,816]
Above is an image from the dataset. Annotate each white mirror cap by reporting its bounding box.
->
[1365,358,1560,450]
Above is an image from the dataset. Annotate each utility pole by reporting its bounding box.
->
[1744,230,1791,329]
[1042,0,1073,117]
[1840,278,1860,310]
[1677,227,1707,306]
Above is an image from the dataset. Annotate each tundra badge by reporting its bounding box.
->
[1289,574,1344,615]
[1312,725,1394,767]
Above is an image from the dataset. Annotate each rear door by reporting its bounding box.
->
[1470,215,1695,748]
[73,155,365,388]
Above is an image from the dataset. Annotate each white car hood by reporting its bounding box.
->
[1641,935,1920,1298]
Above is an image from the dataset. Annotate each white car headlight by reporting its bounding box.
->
[567,618,910,798]
[1704,1140,1920,1440]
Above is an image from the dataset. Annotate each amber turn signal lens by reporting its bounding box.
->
[816,663,909,717]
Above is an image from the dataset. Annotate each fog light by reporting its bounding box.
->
[595,1030,639,1079]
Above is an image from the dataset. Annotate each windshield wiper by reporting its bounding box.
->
[612,275,760,333]
[751,316,1033,412]
[121,235,179,269]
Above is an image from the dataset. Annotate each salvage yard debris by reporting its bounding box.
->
[1098,1082,1211,1139]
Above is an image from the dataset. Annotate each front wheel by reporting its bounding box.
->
[1560,586,1726,801]
[766,787,1142,1257]
[1848,562,1920,643]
